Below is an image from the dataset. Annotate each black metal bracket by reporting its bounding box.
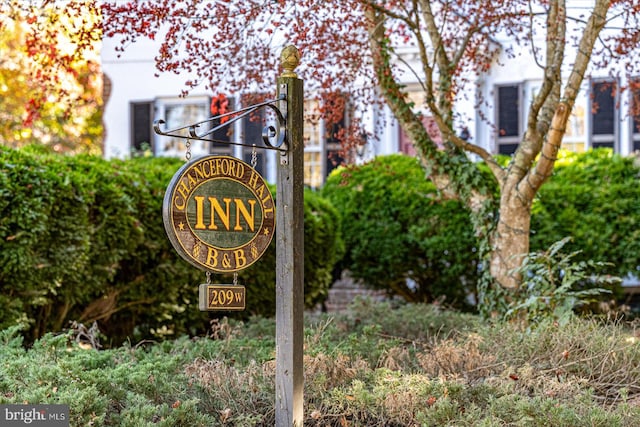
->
[153,93,288,152]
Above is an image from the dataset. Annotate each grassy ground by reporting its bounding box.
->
[1,298,640,426]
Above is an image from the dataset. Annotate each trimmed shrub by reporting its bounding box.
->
[0,147,343,344]
[322,154,479,308]
[0,146,143,339]
[531,149,640,284]
[232,187,344,317]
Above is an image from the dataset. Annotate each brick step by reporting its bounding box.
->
[323,270,387,312]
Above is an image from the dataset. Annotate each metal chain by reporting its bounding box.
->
[185,138,192,162]
[233,272,238,287]
[206,271,211,285]
[251,144,257,168]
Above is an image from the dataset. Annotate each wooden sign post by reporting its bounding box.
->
[157,45,305,426]
[275,45,304,426]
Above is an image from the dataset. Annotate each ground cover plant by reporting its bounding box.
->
[1,298,640,426]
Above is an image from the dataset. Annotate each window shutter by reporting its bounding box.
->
[210,96,235,155]
[590,80,616,149]
[130,101,153,152]
[498,86,520,138]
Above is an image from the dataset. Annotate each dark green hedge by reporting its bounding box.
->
[0,146,343,344]
[531,149,640,280]
[324,151,640,309]
[232,185,344,314]
[322,154,480,308]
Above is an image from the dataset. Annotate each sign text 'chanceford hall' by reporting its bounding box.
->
[164,156,275,273]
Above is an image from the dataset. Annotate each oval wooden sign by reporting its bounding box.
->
[163,155,275,273]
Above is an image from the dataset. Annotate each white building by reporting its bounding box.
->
[101,34,370,186]
[101,4,640,188]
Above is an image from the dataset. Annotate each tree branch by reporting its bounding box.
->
[450,13,480,69]
[361,0,418,30]
[452,136,505,179]
[366,7,459,195]
[420,0,451,71]
[527,0,562,137]
[537,0,565,137]
[564,0,611,104]
[509,0,566,195]
[520,0,611,200]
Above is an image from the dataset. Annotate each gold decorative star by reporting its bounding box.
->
[263,228,270,236]
[178,222,185,231]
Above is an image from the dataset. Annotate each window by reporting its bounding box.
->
[156,96,211,157]
[398,125,417,156]
[590,80,617,150]
[301,97,349,188]
[130,101,153,154]
[563,104,587,153]
[325,107,346,181]
[304,99,323,188]
[529,83,586,152]
[325,151,344,178]
[496,84,521,155]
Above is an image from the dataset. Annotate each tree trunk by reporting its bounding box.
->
[490,194,531,289]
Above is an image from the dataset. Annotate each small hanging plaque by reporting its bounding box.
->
[198,284,246,311]
[163,155,275,273]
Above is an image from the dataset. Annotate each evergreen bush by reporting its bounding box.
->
[0,147,342,344]
[322,154,480,307]
[531,149,640,287]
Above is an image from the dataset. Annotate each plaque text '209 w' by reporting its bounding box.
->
[163,155,275,273]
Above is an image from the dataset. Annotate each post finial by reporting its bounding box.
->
[280,45,300,78]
